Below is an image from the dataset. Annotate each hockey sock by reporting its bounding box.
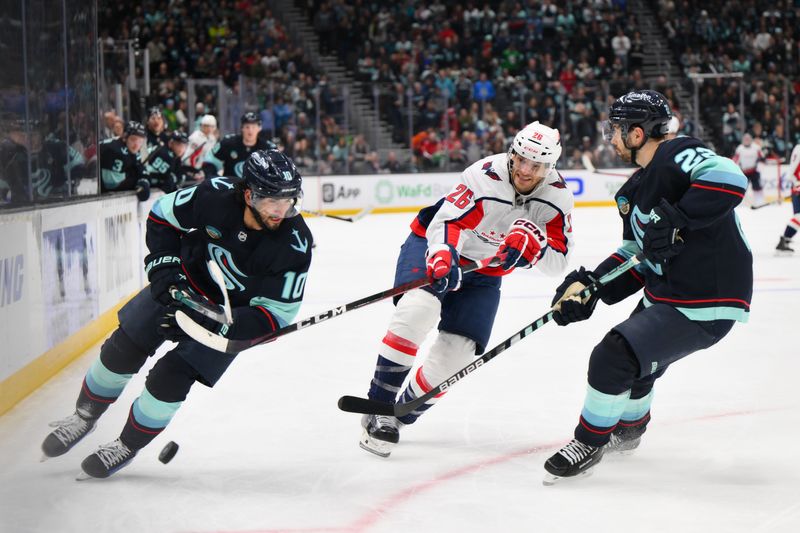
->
[396,332,476,425]
[784,216,799,239]
[120,388,183,450]
[576,331,640,447]
[78,357,133,418]
[368,289,440,403]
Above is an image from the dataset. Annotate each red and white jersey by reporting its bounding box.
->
[184,129,217,170]
[412,152,574,277]
[733,143,763,172]
[786,144,800,186]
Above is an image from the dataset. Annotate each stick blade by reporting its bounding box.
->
[349,205,374,222]
[337,395,395,416]
[175,311,231,353]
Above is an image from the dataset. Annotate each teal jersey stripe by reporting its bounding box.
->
[643,294,750,323]
[691,156,748,188]
[132,389,182,429]
[734,211,752,252]
[250,296,300,326]
[621,390,654,422]
[204,147,224,171]
[618,240,648,275]
[580,385,631,429]
[152,191,190,231]
[85,358,133,398]
[101,169,126,188]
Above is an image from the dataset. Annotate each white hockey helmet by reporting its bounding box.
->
[508,121,562,167]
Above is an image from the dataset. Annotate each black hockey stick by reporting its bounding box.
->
[337,254,643,417]
[302,205,373,222]
[176,255,500,353]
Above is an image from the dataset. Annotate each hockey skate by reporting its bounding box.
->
[543,439,604,486]
[77,438,137,480]
[604,428,642,455]
[359,414,402,458]
[41,410,97,461]
[776,236,794,254]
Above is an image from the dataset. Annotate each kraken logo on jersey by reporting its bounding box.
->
[617,196,630,215]
[234,161,245,178]
[290,229,309,253]
[207,243,247,291]
[630,205,663,275]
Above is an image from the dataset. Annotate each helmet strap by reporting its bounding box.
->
[622,125,648,166]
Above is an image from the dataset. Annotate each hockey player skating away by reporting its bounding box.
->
[733,133,766,208]
[775,143,800,253]
[543,90,753,485]
[41,150,312,479]
[202,112,275,179]
[359,122,574,458]
[184,114,218,173]
[99,121,149,197]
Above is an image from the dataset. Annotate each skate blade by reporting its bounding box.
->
[359,430,394,458]
[75,471,95,481]
[40,454,51,463]
[542,467,595,486]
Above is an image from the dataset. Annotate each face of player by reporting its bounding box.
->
[605,123,640,163]
[201,124,215,137]
[170,140,188,159]
[126,134,145,154]
[510,153,548,194]
[242,123,261,145]
[245,189,294,230]
[148,114,164,132]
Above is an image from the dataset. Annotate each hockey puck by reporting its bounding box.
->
[159,441,179,464]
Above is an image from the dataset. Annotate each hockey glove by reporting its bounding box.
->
[136,178,151,202]
[160,304,280,343]
[497,218,547,270]
[550,267,600,326]
[642,199,688,264]
[146,254,191,307]
[425,243,462,295]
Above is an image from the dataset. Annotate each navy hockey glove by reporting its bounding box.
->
[550,267,600,326]
[136,178,151,202]
[642,199,688,264]
[497,218,547,270]
[146,254,191,307]
[425,243,462,295]
[159,304,219,342]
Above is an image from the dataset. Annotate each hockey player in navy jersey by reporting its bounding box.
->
[359,122,575,458]
[202,112,275,179]
[99,121,148,195]
[41,149,312,479]
[543,90,753,484]
[143,131,193,192]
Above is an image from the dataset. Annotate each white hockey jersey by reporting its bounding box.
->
[786,144,800,187]
[412,152,574,277]
[184,129,217,170]
[733,143,763,172]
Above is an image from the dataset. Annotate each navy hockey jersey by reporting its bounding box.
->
[595,137,753,322]
[99,138,144,192]
[145,177,313,330]
[203,134,275,178]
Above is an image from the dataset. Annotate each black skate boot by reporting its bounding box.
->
[776,236,794,254]
[77,438,137,480]
[41,409,97,460]
[359,414,402,458]
[543,439,604,485]
[604,425,643,455]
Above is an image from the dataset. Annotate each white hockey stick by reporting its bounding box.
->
[170,261,233,326]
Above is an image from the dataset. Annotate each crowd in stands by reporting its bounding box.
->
[654,0,799,159]
[97,0,798,175]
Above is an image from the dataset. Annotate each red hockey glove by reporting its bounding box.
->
[497,218,547,270]
[425,244,462,294]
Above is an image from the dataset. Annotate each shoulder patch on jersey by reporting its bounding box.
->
[205,225,222,239]
[617,195,630,215]
[481,161,501,181]
[549,180,567,189]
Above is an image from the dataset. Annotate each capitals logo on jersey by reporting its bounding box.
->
[482,161,501,181]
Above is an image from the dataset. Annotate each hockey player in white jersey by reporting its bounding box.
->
[776,143,800,253]
[359,122,574,457]
[733,133,765,207]
[184,114,218,173]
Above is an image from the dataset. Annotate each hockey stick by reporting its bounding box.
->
[302,205,373,222]
[170,261,234,325]
[750,198,784,210]
[176,255,500,353]
[337,254,644,417]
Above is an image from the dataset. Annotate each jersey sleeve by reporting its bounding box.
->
[144,184,207,265]
[677,153,748,230]
[425,168,487,253]
[787,145,800,187]
[202,137,227,176]
[534,180,574,277]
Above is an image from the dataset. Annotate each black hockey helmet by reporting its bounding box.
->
[241,111,261,126]
[242,149,303,217]
[604,90,672,141]
[124,120,146,138]
[147,106,162,118]
[169,131,189,144]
